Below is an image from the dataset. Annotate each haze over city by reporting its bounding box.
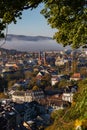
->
[2,34,68,52]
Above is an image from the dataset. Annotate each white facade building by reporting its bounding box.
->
[62,93,73,103]
[12,90,44,103]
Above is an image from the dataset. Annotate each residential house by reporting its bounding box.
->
[12,90,44,103]
[36,70,49,80]
[62,93,73,103]
[0,101,21,130]
[51,75,60,86]
[55,56,65,66]
[5,62,18,70]
[46,94,69,110]
[70,73,82,81]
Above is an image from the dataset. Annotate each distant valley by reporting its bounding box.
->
[1,34,69,52]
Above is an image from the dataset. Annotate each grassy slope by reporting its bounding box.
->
[45,79,87,130]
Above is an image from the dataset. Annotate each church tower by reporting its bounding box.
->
[38,51,42,65]
[43,51,46,65]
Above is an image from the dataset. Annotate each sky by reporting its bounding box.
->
[8,4,56,37]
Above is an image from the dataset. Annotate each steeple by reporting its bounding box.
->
[38,51,42,65]
[43,51,46,65]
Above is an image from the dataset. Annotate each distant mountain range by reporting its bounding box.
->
[1,34,70,52]
[7,34,52,42]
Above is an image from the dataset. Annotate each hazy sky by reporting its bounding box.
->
[8,4,56,37]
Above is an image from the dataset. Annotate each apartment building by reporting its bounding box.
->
[12,90,44,103]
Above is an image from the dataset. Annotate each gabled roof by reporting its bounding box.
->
[71,73,81,78]
[37,71,45,77]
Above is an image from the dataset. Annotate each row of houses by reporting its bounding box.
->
[1,48,87,78]
[11,90,44,103]
[10,90,73,108]
[0,98,50,130]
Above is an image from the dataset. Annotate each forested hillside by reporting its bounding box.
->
[45,79,87,130]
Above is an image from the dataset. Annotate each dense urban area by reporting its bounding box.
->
[0,48,87,130]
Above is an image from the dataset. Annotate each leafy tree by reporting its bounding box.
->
[0,92,8,98]
[58,79,69,88]
[32,85,40,90]
[42,73,51,86]
[8,80,16,88]
[0,76,8,92]
[0,1,87,48]
[26,71,38,78]
[50,109,64,121]
[27,76,37,89]
[71,60,78,73]
[41,0,87,48]
[0,0,42,37]
[80,67,87,77]
[6,71,24,81]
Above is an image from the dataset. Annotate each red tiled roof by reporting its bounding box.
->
[71,73,81,78]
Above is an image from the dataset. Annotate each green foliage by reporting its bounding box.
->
[51,109,64,120]
[0,76,8,92]
[0,0,42,37]
[80,67,87,77]
[6,71,25,81]
[57,79,70,88]
[32,85,40,90]
[24,71,38,80]
[45,79,87,130]
[0,0,87,48]
[0,92,9,99]
[41,73,51,88]
[41,0,87,48]
[8,80,16,88]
